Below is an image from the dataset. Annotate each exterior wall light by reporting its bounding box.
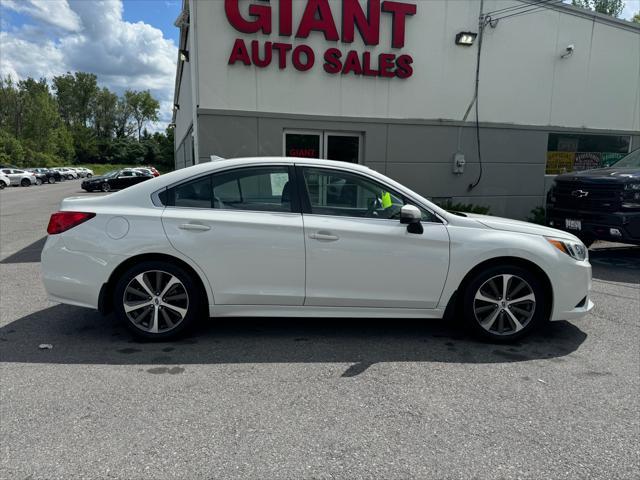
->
[455,32,477,46]
[179,49,189,62]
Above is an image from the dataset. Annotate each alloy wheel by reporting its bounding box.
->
[122,270,189,334]
[473,274,536,336]
[101,182,111,192]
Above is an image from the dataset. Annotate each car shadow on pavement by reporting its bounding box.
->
[0,304,587,376]
[0,237,46,264]
[590,245,640,284]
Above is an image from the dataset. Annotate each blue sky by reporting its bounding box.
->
[122,0,181,44]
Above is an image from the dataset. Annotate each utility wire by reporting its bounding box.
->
[490,0,565,21]
[467,0,486,191]
[485,0,561,16]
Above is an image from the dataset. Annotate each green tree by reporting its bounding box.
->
[633,11,640,22]
[93,87,118,138]
[52,72,99,128]
[572,0,625,17]
[127,90,160,141]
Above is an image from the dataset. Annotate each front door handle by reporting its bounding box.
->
[309,232,339,242]
[179,223,211,232]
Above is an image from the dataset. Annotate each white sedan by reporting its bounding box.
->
[42,157,593,342]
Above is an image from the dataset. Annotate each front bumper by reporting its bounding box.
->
[549,256,593,321]
[547,207,640,245]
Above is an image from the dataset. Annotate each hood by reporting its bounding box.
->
[555,167,639,184]
[461,213,579,241]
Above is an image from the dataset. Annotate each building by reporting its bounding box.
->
[172,0,640,219]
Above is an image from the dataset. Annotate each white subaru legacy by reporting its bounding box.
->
[41,157,593,342]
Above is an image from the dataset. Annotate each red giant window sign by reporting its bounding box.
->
[225,0,417,79]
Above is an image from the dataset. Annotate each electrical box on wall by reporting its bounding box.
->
[453,152,466,174]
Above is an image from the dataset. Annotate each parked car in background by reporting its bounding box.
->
[44,157,592,342]
[547,148,640,246]
[145,166,160,177]
[133,167,155,177]
[0,172,9,189]
[52,167,78,180]
[28,168,64,184]
[78,167,94,177]
[0,168,37,186]
[81,169,153,192]
[26,169,46,185]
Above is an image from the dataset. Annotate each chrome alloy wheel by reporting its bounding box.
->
[122,270,189,334]
[473,274,536,336]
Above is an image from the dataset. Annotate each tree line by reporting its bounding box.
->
[0,72,174,171]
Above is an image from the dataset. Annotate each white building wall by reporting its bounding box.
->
[175,33,194,144]
[193,0,639,131]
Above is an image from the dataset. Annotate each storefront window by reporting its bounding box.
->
[285,132,321,158]
[284,130,362,163]
[546,133,631,174]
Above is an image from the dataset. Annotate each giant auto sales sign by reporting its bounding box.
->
[225,0,417,79]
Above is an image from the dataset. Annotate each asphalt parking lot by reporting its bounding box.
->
[1,181,638,479]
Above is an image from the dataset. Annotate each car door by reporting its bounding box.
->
[114,171,133,189]
[161,165,306,305]
[298,166,450,309]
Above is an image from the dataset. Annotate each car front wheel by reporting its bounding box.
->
[101,182,111,192]
[462,264,547,342]
[20,178,31,187]
[0,182,5,190]
[48,176,56,184]
[113,261,202,340]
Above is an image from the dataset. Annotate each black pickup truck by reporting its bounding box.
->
[546,149,640,246]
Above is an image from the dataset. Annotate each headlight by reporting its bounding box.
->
[546,237,588,261]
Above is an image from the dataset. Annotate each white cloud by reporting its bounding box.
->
[2,0,82,32]
[0,0,177,130]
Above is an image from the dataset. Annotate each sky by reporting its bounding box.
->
[0,0,182,130]
[0,0,638,130]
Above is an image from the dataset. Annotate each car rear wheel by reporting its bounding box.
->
[0,182,5,190]
[462,264,547,342]
[113,261,203,340]
[48,176,56,184]
[35,178,43,186]
[20,178,31,187]
[101,182,111,192]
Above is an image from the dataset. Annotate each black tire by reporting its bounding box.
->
[86,174,92,178]
[48,176,56,184]
[113,260,203,341]
[462,264,548,343]
[101,182,111,192]
[67,175,73,180]
[35,178,43,186]
[0,182,5,190]
[20,178,31,187]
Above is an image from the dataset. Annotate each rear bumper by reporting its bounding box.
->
[547,207,640,245]
[41,235,123,309]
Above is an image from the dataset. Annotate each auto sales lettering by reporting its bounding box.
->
[225,0,416,79]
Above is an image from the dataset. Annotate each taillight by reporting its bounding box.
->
[47,211,96,235]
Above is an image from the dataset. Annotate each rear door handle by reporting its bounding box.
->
[179,223,211,232]
[309,232,339,242]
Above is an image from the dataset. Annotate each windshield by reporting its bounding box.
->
[613,149,640,168]
[103,170,118,177]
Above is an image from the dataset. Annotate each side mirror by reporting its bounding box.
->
[400,205,423,234]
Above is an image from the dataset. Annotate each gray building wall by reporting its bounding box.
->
[197,109,635,219]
